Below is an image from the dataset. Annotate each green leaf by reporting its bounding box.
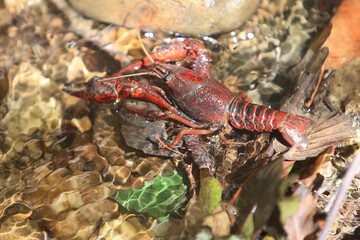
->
[199,176,222,214]
[278,175,301,224]
[112,172,188,221]
[278,196,301,224]
[241,211,255,239]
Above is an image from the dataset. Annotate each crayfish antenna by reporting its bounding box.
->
[138,29,155,64]
[96,72,149,82]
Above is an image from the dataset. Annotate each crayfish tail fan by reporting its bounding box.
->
[273,109,356,160]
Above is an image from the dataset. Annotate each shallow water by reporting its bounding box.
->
[0,0,358,239]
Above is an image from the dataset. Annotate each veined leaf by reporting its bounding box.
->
[112,172,188,221]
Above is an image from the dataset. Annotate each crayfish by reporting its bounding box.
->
[63,39,314,151]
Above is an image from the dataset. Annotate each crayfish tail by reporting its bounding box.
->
[280,114,314,150]
[274,111,355,160]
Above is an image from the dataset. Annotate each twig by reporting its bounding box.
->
[306,64,324,108]
[317,151,360,240]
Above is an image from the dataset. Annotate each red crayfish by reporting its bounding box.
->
[63,39,313,151]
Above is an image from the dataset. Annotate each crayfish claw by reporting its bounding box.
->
[62,82,91,100]
[63,77,120,103]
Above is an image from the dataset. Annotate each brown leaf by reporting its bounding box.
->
[118,100,179,157]
[202,205,231,238]
[284,185,317,240]
[228,134,270,184]
[323,0,360,69]
[183,134,215,172]
[180,195,206,239]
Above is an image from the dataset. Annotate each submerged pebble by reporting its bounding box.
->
[70,116,92,133]
[0,68,9,106]
[2,63,62,140]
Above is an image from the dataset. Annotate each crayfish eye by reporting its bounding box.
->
[165,75,172,81]
[157,67,167,74]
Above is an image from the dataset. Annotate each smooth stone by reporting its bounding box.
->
[68,0,259,35]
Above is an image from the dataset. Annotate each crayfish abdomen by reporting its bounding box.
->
[228,99,313,149]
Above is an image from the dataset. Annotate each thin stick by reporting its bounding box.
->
[306,64,325,108]
[317,152,360,240]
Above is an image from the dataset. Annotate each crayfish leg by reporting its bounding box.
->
[124,105,205,129]
[160,128,215,151]
[236,91,252,103]
[218,124,249,146]
[114,39,209,75]
[155,136,185,156]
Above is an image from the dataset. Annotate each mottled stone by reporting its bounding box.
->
[324,57,360,114]
[68,0,259,35]
[96,216,156,239]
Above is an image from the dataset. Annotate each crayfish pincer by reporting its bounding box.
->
[63,39,314,151]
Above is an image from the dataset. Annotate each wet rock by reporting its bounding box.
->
[51,63,68,82]
[67,0,259,35]
[46,199,118,240]
[67,55,106,82]
[1,63,62,140]
[0,2,140,239]
[0,217,42,239]
[92,108,177,189]
[49,16,64,33]
[324,57,360,114]
[0,63,63,168]
[0,2,11,28]
[70,116,92,133]
[0,68,9,106]
[97,216,156,239]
